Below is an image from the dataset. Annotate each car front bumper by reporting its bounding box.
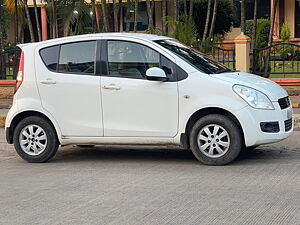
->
[235,104,293,147]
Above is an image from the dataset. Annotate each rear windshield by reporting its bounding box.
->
[155,39,233,74]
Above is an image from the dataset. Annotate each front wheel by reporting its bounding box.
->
[13,116,59,163]
[189,114,242,165]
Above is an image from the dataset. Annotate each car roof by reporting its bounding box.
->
[18,33,172,49]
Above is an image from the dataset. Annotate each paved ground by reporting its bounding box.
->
[0,129,300,225]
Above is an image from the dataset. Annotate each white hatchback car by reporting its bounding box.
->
[5,33,293,165]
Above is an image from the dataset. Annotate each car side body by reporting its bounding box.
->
[5,33,293,165]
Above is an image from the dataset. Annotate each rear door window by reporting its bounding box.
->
[58,41,96,74]
[40,45,59,71]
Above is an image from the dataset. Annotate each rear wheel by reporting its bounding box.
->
[13,116,59,163]
[189,114,242,165]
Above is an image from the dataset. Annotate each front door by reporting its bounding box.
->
[36,41,103,137]
[101,40,178,137]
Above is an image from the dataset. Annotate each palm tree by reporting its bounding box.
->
[133,0,138,32]
[33,0,42,41]
[183,0,187,17]
[174,0,178,21]
[24,0,35,42]
[91,0,97,32]
[146,0,154,29]
[50,0,58,38]
[14,0,18,44]
[250,0,258,71]
[5,0,20,44]
[240,0,246,33]
[125,0,131,31]
[113,0,119,32]
[264,0,279,77]
[202,0,212,43]
[189,0,194,22]
[208,0,218,39]
[101,0,109,32]
[0,0,3,52]
[162,0,167,33]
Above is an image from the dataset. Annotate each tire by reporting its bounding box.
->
[189,114,242,165]
[13,116,59,163]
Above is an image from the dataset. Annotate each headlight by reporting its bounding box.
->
[233,85,274,110]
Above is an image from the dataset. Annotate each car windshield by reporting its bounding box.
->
[155,39,233,74]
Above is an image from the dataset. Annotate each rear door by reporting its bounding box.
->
[35,40,103,137]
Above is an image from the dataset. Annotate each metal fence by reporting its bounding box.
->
[252,43,300,78]
[0,48,21,80]
[200,44,236,70]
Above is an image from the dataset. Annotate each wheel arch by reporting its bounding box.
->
[7,110,61,144]
[182,107,245,148]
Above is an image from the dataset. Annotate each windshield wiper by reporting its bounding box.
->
[215,68,233,74]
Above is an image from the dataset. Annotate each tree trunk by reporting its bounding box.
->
[264,0,279,77]
[134,0,138,32]
[14,0,19,44]
[24,0,35,42]
[146,0,154,30]
[0,0,3,51]
[113,0,119,32]
[33,0,42,41]
[183,0,187,17]
[0,0,3,79]
[202,0,212,42]
[189,0,194,22]
[250,0,258,72]
[208,0,218,39]
[51,0,57,38]
[162,0,167,34]
[101,0,109,32]
[174,0,178,21]
[91,0,97,32]
[125,0,131,31]
[240,0,246,33]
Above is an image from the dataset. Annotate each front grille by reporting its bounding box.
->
[284,118,293,132]
[278,97,290,109]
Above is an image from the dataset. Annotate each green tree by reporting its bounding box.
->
[193,0,234,39]
[33,0,42,41]
[202,0,212,42]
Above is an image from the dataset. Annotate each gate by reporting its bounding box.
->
[200,45,236,70]
[0,48,21,80]
[252,43,300,78]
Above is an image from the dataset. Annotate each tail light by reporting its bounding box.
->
[15,51,24,93]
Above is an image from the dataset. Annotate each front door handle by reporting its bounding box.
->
[103,84,121,90]
[40,79,56,85]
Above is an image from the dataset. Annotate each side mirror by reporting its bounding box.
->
[145,67,168,82]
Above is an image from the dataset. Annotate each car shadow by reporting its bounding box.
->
[50,145,294,165]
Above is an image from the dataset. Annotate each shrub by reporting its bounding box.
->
[166,16,198,46]
[279,24,293,60]
[245,19,270,48]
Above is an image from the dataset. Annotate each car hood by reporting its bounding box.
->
[213,72,288,101]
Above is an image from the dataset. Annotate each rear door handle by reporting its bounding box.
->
[103,84,121,90]
[40,79,56,85]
